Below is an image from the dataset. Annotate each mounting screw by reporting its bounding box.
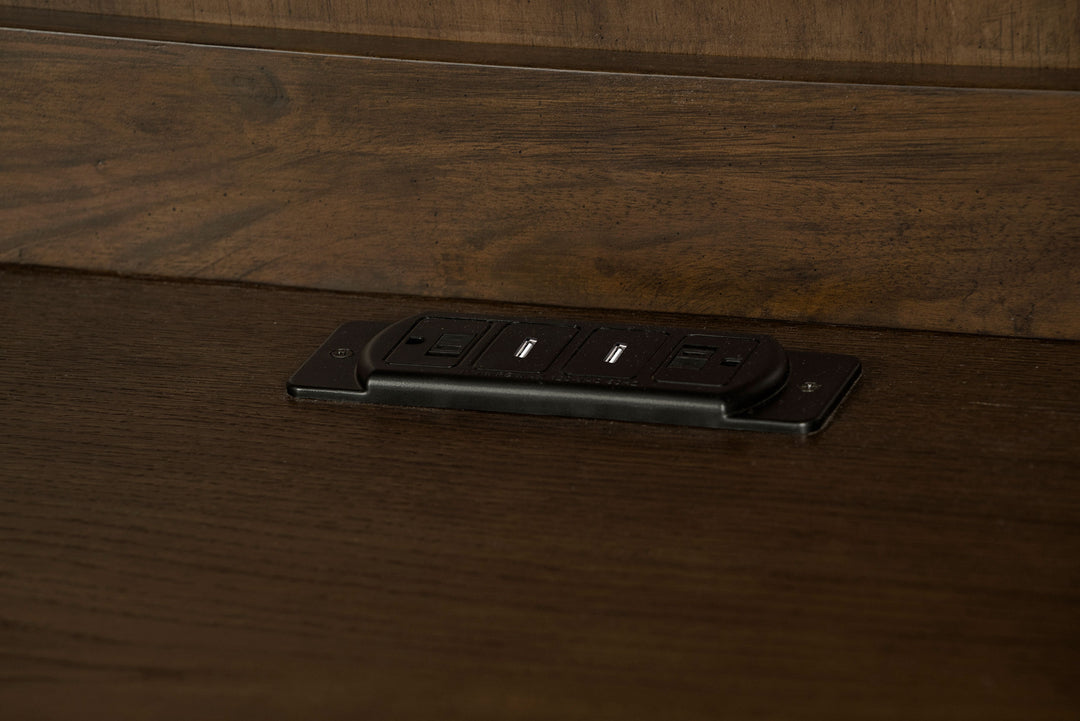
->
[331,347,354,359]
[800,381,821,393]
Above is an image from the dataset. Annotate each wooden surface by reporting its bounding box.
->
[2,266,1079,718]
[5,6,1080,90]
[3,29,1079,341]
[1,0,1076,69]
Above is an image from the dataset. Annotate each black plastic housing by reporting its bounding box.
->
[287,314,861,434]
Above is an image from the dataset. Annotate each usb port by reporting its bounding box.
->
[515,338,539,359]
[603,343,628,364]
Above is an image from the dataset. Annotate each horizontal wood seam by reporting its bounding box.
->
[11,262,1077,344]
[2,7,1079,91]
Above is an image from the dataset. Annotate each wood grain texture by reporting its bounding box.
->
[1,266,1079,719]
[5,6,1080,91]
[3,30,1079,339]
[1,0,1077,69]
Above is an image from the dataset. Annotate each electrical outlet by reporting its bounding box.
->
[288,313,861,434]
[384,317,490,368]
[653,334,759,388]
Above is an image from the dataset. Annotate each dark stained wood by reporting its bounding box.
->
[4,6,1080,90]
[2,266,1079,718]
[0,0,1076,70]
[3,30,1079,340]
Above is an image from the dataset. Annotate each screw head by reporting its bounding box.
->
[331,347,354,359]
[799,381,821,393]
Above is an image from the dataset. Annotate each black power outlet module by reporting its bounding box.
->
[287,313,861,434]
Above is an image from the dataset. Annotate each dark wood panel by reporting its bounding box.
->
[0,0,1076,70]
[3,30,1079,339]
[4,6,1079,90]
[1,266,1079,718]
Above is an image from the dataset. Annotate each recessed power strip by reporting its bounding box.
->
[287,314,860,434]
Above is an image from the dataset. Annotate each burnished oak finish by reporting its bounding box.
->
[3,29,1079,339]
[2,267,1078,719]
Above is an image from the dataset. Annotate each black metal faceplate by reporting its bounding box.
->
[287,315,860,434]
